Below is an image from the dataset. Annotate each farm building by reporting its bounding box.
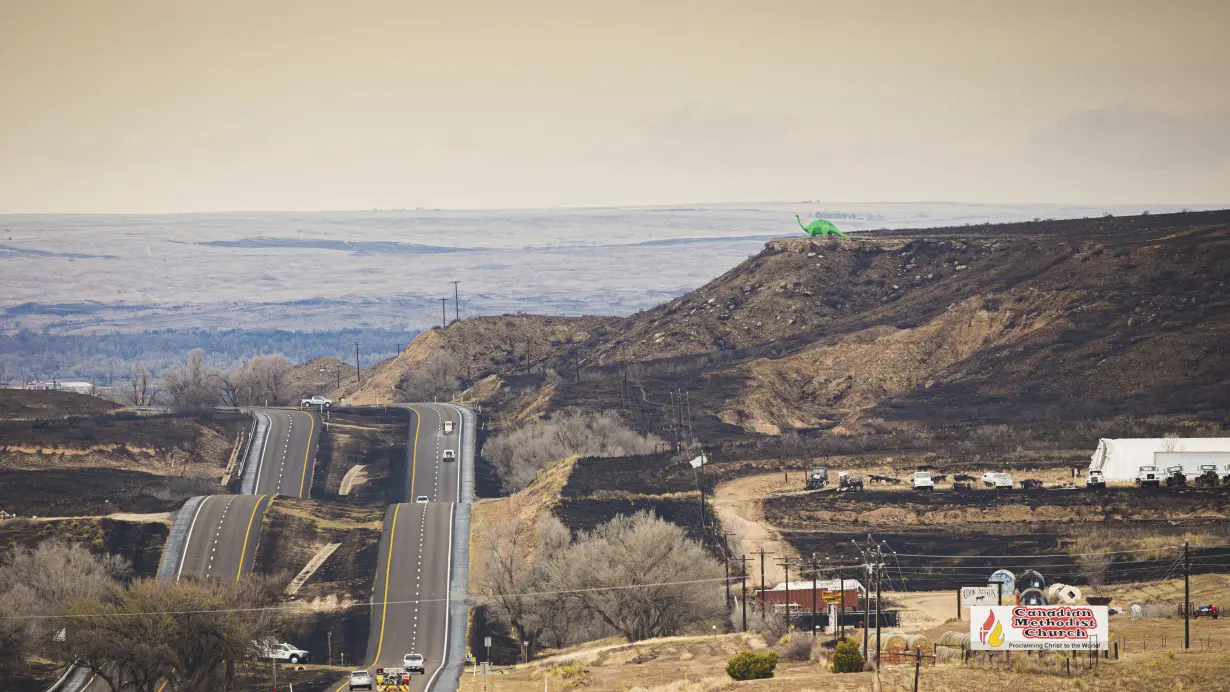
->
[755,578,864,612]
[1089,438,1230,482]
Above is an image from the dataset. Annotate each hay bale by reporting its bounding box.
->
[938,631,970,648]
[904,634,932,655]
[880,632,908,652]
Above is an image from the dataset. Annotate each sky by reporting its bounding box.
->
[2,0,1228,213]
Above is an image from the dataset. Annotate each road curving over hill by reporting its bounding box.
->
[335,402,473,692]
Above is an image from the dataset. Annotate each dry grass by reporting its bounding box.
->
[468,455,578,579]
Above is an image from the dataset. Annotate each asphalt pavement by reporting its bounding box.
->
[342,403,465,692]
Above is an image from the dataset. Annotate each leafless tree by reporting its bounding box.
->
[474,510,571,660]
[554,510,725,642]
[63,576,283,692]
[0,542,131,679]
[397,351,461,402]
[483,409,663,492]
[128,361,154,406]
[160,349,221,414]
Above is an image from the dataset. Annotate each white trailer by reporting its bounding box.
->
[1088,438,1230,483]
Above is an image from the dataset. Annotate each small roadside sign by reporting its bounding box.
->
[960,586,1000,608]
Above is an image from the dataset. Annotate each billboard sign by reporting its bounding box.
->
[961,586,1000,608]
[971,606,1108,650]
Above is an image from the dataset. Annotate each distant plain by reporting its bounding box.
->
[0,201,1214,335]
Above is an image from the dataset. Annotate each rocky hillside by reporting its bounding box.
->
[345,210,1230,435]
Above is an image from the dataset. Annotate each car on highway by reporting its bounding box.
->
[415,495,429,504]
[443,449,456,462]
[255,639,311,663]
[404,653,425,674]
[348,670,373,690]
[443,420,454,434]
[300,395,332,408]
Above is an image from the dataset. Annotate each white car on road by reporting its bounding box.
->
[348,670,372,690]
[415,496,429,504]
[442,449,456,462]
[404,653,425,674]
[443,420,454,434]
[300,395,332,408]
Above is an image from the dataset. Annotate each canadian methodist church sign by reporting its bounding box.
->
[970,606,1109,650]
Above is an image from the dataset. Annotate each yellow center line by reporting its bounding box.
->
[409,407,420,499]
[370,503,400,668]
[297,411,317,498]
[236,495,269,581]
[334,407,420,691]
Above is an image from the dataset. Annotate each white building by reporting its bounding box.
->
[1089,438,1230,482]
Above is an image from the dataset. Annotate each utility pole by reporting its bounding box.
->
[875,559,883,666]
[777,558,792,631]
[840,570,846,641]
[811,555,819,637]
[440,297,449,329]
[1184,540,1190,649]
[451,280,461,323]
[722,533,737,607]
[759,547,773,616]
[740,555,748,632]
[354,342,361,385]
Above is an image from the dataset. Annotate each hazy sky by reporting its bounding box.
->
[2,0,1228,213]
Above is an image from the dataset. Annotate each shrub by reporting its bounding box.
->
[830,639,864,673]
[777,634,813,662]
[726,651,778,680]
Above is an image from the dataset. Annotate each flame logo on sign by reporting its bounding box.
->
[979,610,1005,647]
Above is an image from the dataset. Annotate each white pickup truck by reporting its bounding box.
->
[443,420,454,434]
[981,472,1013,489]
[255,639,311,663]
[300,395,332,408]
[911,471,934,491]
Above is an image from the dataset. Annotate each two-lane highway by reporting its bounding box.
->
[173,408,318,582]
[254,409,320,497]
[350,403,466,691]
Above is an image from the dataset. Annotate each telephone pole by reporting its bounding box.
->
[740,555,749,632]
[450,280,461,323]
[777,558,792,631]
[759,547,773,616]
[354,342,361,385]
[440,297,448,329]
[722,533,737,607]
[1184,540,1191,649]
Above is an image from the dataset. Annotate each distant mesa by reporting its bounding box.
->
[197,237,475,254]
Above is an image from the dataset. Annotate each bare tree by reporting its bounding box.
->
[0,542,131,680]
[248,354,290,405]
[160,349,221,414]
[554,510,725,642]
[397,351,462,402]
[63,576,283,692]
[483,409,663,492]
[474,510,571,660]
[128,361,154,406]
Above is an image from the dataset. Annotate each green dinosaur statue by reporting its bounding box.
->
[796,215,848,238]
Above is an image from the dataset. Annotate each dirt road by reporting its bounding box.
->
[712,472,799,586]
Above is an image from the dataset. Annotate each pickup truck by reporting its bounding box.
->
[1085,470,1106,489]
[300,395,332,408]
[980,472,1013,490]
[255,640,311,663]
[443,420,454,434]
[442,449,456,462]
[911,472,934,491]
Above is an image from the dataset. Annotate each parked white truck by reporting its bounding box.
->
[911,471,934,491]
[1136,465,1161,488]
